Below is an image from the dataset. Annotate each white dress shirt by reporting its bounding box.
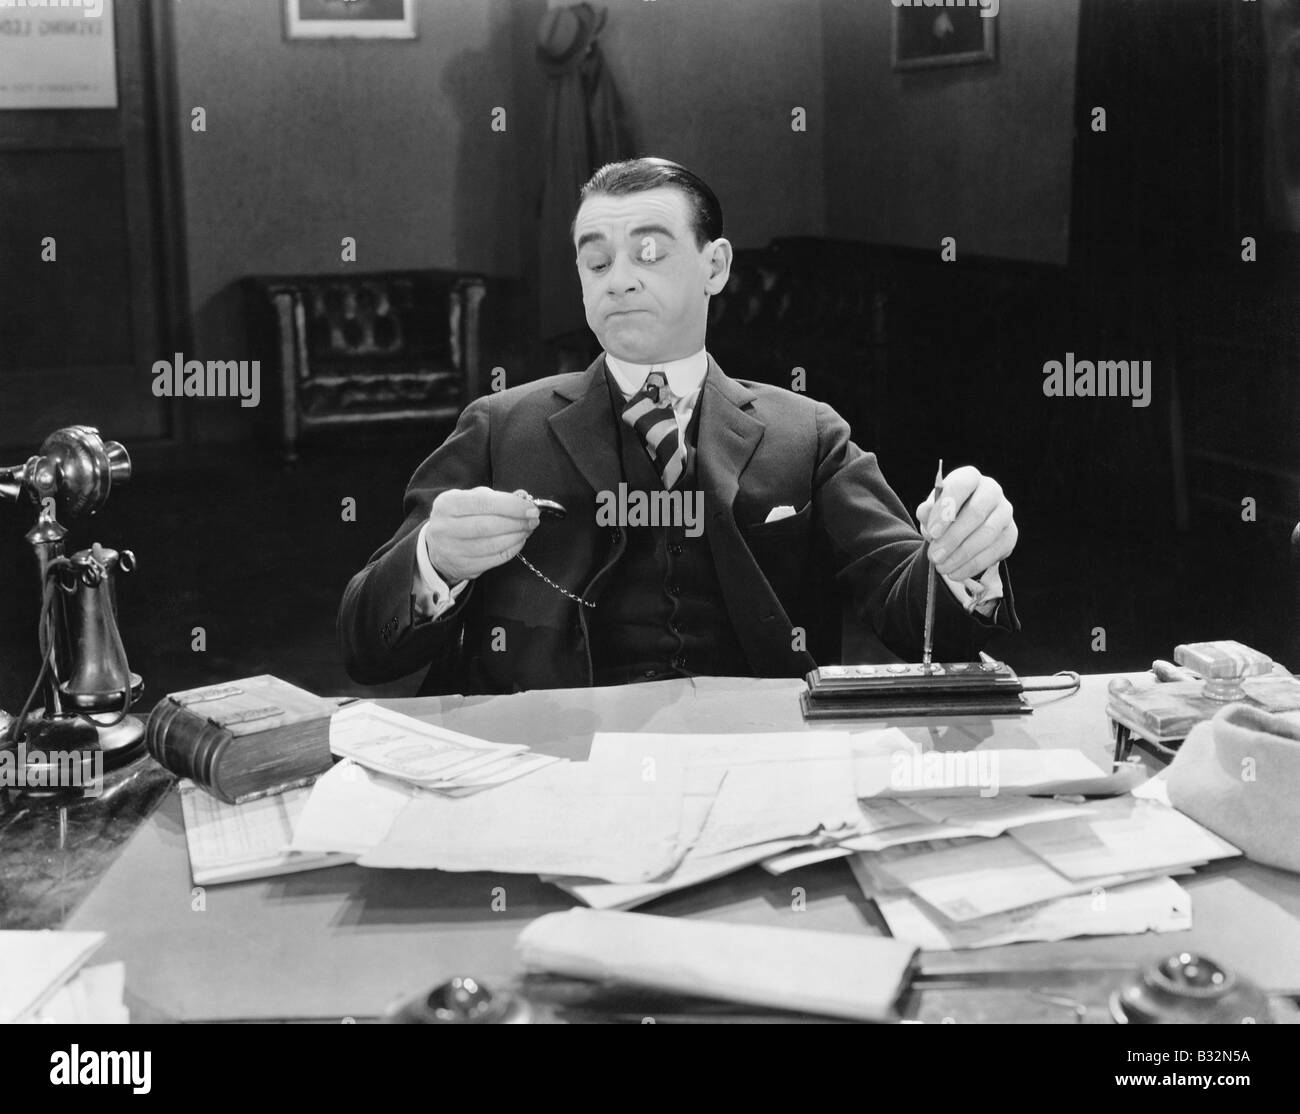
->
[412,348,1001,622]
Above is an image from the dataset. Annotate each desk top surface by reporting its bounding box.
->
[35,674,1300,1022]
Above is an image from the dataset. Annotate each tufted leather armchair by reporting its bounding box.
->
[244,271,488,462]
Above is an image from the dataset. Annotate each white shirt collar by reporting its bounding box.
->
[604,348,708,400]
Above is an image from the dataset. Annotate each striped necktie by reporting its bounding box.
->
[621,368,687,490]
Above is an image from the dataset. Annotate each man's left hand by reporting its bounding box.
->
[915,465,1017,582]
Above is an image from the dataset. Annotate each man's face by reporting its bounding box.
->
[573,186,731,364]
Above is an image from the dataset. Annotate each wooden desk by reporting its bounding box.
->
[39,675,1300,1022]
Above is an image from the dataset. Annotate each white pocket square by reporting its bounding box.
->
[764,505,798,524]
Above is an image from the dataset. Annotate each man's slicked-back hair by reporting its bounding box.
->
[577,157,723,248]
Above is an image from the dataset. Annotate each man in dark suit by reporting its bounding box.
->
[340,158,1019,696]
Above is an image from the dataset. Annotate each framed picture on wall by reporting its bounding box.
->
[892,5,996,71]
[285,0,418,41]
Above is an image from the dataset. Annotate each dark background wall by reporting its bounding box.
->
[822,0,1081,263]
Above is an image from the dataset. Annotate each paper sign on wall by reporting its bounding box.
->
[0,0,118,110]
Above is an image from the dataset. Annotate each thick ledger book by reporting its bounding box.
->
[802,661,1028,719]
[145,675,338,804]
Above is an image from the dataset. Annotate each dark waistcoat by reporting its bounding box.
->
[587,373,751,685]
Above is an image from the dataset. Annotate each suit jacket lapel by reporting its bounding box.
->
[547,355,623,497]
[697,358,813,676]
[695,355,763,507]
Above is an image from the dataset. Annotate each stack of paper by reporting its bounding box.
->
[853,742,1148,799]
[179,779,355,885]
[290,713,1235,956]
[845,795,1238,950]
[330,702,562,795]
[356,758,691,883]
[294,748,695,884]
[0,930,106,1023]
[744,736,1234,951]
[872,877,1192,951]
[1006,795,1239,880]
[30,963,130,1024]
[293,730,868,899]
[291,759,420,856]
[544,732,864,908]
[761,752,1135,871]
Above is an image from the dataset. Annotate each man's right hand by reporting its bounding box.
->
[423,487,541,583]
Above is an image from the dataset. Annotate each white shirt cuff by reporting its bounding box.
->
[413,521,470,621]
[941,563,1004,618]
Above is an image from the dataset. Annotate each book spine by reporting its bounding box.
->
[145,699,236,795]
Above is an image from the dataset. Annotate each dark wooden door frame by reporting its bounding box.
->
[142,0,192,448]
[0,0,191,453]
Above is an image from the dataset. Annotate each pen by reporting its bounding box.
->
[1151,659,1197,683]
[921,459,944,671]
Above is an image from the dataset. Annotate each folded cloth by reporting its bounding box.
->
[1166,702,1300,874]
